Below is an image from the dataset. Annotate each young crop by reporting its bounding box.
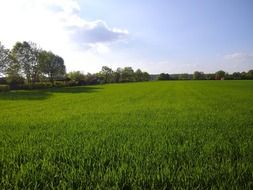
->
[0,81,252,189]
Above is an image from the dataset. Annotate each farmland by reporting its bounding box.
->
[0,81,253,189]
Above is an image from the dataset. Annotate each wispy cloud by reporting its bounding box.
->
[0,0,129,72]
[69,20,128,45]
[224,52,253,63]
[45,0,129,50]
[0,0,130,49]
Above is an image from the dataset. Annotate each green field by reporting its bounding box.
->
[0,81,253,189]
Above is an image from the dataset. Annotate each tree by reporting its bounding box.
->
[39,51,66,84]
[134,69,143,81]
[179,73,190,80]
[232,72,241,80]
[193,71,205,80]
[215,70,226,80]
[158,73,170,80]
[68,71,86,85]
[241,72,247,80]
[86,73,98,85]
[113,67,123,83]
[99,66,113,83]
[5,56,24,88]
[121,67,135,82]
[142,72,150,81]
[12,41,40,83]
[0,42,11,76]
[247,70,253,79]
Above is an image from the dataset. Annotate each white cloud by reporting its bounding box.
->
[69,20,128,45]
[220,52,253,72]
[0,0,129,72]
[224,52,253,63]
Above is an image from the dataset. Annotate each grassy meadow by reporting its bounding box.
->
[0,81,253,189]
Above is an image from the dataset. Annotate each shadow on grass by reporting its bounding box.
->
[0,86,102,100]
[49,86,102,94]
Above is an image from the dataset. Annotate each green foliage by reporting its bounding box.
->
[215,70,226,80]
[98,66,113,84]
[12,41,40,83]
[54,81,66,87]
[0,42,10,76]
[0,81,253,189]
[247,70,253,79]
[134,69,150,82]
[179,73,191,80]
[67,71,86,85]
[38,51,66,84]
[0,85,9,92]
[158,73,170,80]
[17,82,53,90]
[193,71,205,80]
[0,41,66,86]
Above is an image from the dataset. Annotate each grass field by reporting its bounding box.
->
[0,81,253,189]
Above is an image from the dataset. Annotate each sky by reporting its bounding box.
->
[0,0,253,74]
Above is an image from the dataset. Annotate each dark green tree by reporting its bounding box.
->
[0,42,11,76]
[232,72,241,80]
[134,69,143,81]
[113,67,123,83]
[142,72,150,81]
[247,70,253,79]
[121,67,135,82]
[99,66,113,83]
[193,71,205,80]
[158,73,170,80]
[215,70,226,80]
[39,51,66,85]
[68,71,86,85]
[12,41,40,83]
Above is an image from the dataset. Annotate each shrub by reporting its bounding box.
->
[0,85,10,92]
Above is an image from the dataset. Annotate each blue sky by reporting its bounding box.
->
[0,0,253,73]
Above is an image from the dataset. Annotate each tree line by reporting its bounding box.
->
[1,41,253,91]
[158,70,253,80]
[0,41,66,88]
[0,41,150,90]
[68,66,150,86]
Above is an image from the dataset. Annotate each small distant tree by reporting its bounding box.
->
[232,72,241,80]
[247,70,253,79]
[113,67,123,83]
[134,69,143,82]
[158,73,170,80]
[193,71,205,80]
[68,71,86,85]
[99,66,113,83]
[205,73,215,80]
[86,73,99,85]
[179,73,189,80]
[240,72,247,80]
[215,70,226,80]
[121,67,135,82]
[143,72,150,81]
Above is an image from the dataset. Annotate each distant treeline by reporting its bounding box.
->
[156,70,253,80]
[1,41,253,91]
[68,66,150,86]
